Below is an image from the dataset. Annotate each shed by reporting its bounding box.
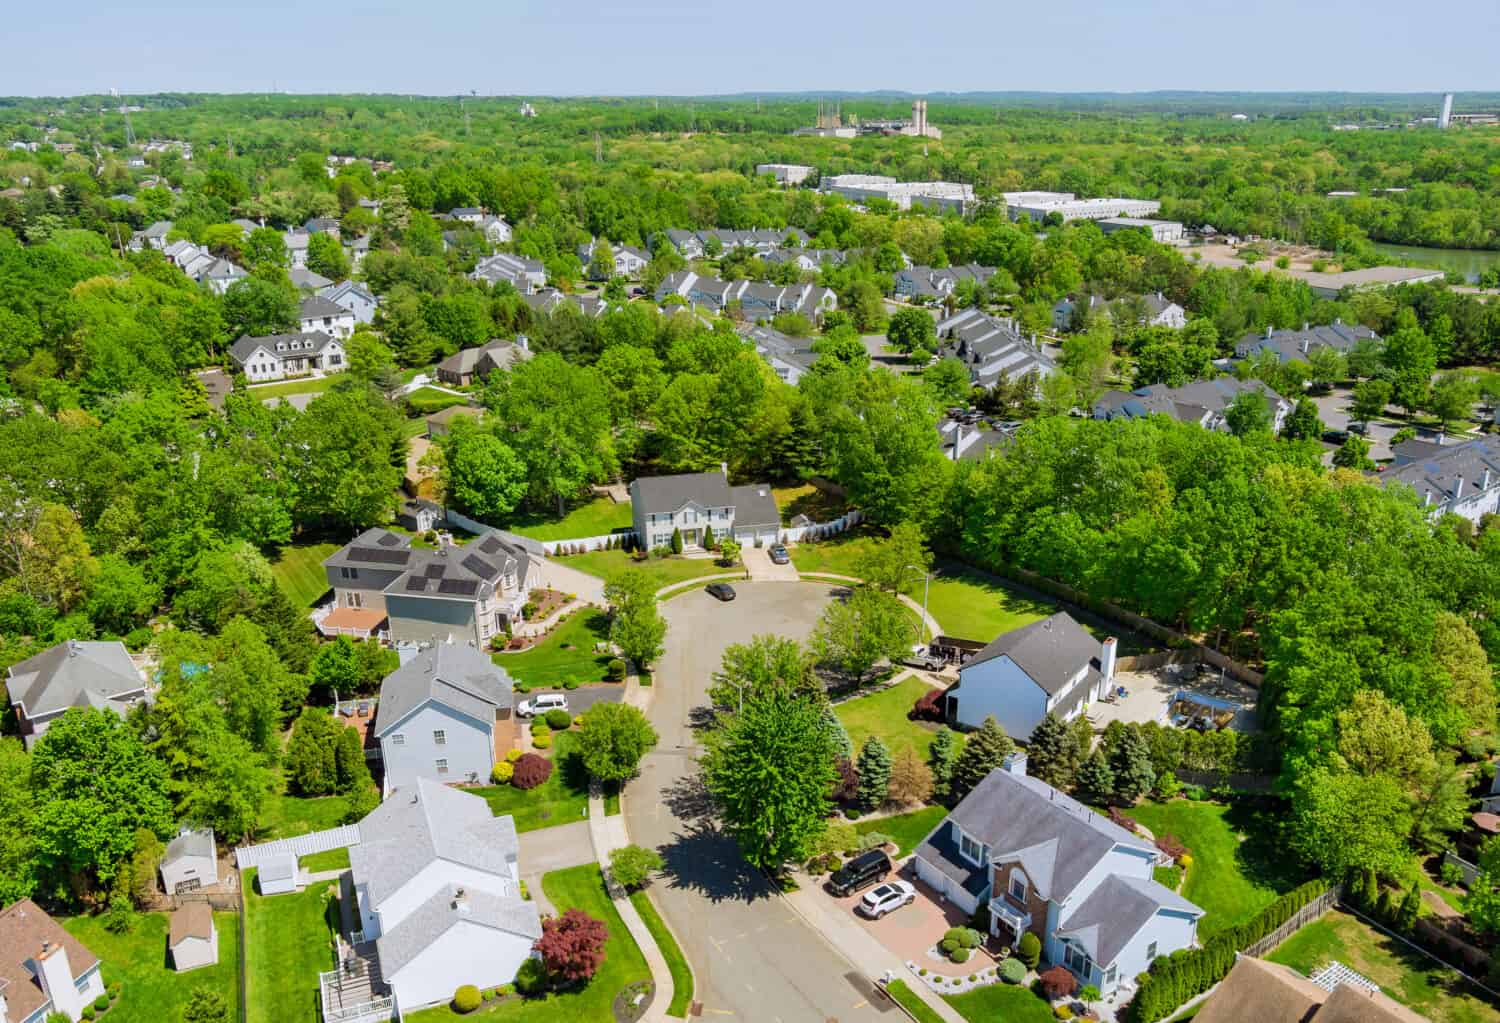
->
[257,854,299,896]
[168,903,219,971]
[160,828,218,893]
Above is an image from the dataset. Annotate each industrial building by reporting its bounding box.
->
[1006,193,1163,223]
[755,163,816,186]
[1099,217,1185,244]
[823,174,975,213]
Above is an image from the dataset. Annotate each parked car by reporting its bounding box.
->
[518,692,568,718]
[768,544,790,565]
[1322,429,1349,445]
[902,643,945,671]
[1348,420,1368,435]
[828,849,892,897]
[857,880,916,919]
[706,582,737,602]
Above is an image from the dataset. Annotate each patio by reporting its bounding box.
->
[831,861,1002,978]
[1087,661,1257,733]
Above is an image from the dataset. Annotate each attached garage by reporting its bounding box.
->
[912,820,990,917]
[728,483,781,546]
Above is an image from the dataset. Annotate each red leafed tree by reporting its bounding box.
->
[1039,965,1078,999]
[534,909,608,983]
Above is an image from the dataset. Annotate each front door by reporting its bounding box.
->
[683,529,701,548]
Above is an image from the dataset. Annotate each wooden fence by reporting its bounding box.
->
[235,824,362,870]
[1241,886,1341,957]
[139,889,242,914]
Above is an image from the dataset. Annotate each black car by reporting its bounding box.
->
[1348,420,1369,435]
[828,849,892,897]
[706,582,737,602]
[768,544,790,565]
[1322,429,1349,445]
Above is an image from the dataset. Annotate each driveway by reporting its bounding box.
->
[532,557,607,605]
[517,683,622,716]
[743,546,800,582]
[626,582,901,1022]
[830,864,987,978]
[1308,386,1399,461]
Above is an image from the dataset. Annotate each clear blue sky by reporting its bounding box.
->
[4,0,1496,97]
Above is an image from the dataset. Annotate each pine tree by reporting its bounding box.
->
[1108,725,1156,804]
[856,736,892,812]
[929,727,959,800]
[823,704,854,761]
[670,527,683,554]
[949,716,1014,800]
[703,523,715,548]
[1077,749,1115,803]
[1027,712,1078,790]
[1396,883,1421,931]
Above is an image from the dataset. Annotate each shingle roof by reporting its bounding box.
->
[1053,873,1202,967]
[436,339,530,377]
[350,779,520,908]
[6,640,144,719]
[1381,436,1500,505]
[961,612,1100,695]
[630,471,733,519]
[289,268,334,290]
[162,828,215,868]
[168,902,214,946]
[299,294,349,320]
[229,332,340,366]
[1093,378,1286,430]
[1195,956,1428,1023]
[376,643,513,737]
[0,899,101,1021]
[377,885,540,979]
[729,483,781,530]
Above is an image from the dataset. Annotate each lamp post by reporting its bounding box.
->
[905,563,933,644]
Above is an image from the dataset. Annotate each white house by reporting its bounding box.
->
[1382,435,1500,525]
[0,899,107,1022]
[478,215,512,245]
[299,294,356,340]
[160,828,218,894]
[375,643,515,794]
[168,903,219,972]
[470,253,547,294]
[576,238,651,279]
[629,468,781,550]
[913,756,1202,996]
[319,280,380,325]
[348,780,540,1014]
[284,229,311,269]
[944,612,1117,741]
[229,332,346,382]
[5,640,152,749]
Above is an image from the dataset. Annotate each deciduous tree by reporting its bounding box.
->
[577,702,658,783]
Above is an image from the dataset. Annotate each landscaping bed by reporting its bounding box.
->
[472,730,600,832]
[63,910,241,1023]
[493,609,615,689]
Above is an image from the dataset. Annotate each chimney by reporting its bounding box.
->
[453,887,470,913]
[1425,490,1433,507]
[1001,751,1028,777]
[720,461,728,479]
[1100,636,1118,684]
[33,939,83,1021]
[1455,475,1465,502]
[1303,321,1310,332]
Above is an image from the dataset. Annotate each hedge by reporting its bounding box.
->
[1125,879,1330,1022]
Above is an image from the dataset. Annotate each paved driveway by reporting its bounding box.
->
[1309,386,1399,461]
[517,683,622,716]
[743,546,800,582]
[626,582,899,1022]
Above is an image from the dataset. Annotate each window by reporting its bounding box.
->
[340,566,359,580]
[958,831,984,865]
[75,970,94,994]
[392,734,405,746]
[435,759,449,774]
[1064,944,1094,978]
[346,592,362,609]
[433,730,446,746]
[1146,941,1158,963]
[1008,870,1028,903]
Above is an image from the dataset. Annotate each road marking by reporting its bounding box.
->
[852,999,868,1009]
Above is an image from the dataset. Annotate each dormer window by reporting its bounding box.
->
[958,829,985,866]
[276,342,287,352]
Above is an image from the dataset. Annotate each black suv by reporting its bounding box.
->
[827,849,892,897]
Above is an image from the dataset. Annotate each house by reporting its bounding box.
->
[232,218,261,237]
[1194,955,1428,1023]
[937,309,1057,390]
[449,206,485,225]
[424,405,481,438]
[576,238,651,279]
[1233,320,1378,365]
[304,216,341,238]
[629,468,781,550]
[345,234,372,270]
[912,756,1203,997]
[160,828,218,893]
[435,337,531,387]
[168,903,219,972]
[375,643,515,793]
[348,780,540,1013]
[469,253,547,294]
[1052,292,1186,331]
[747,325,819,384]
[940,417,1016,462]
[397,498,444,534]
[5,640,151,748]
[1093,378,1292,434]
[128,219,173,251]
[654,271,836,320]
[257,854,298,895]
[478,215,512,245]
[319,280,380,325]
[894,264,996,302]
[289,267,334,291]
[1381,435,1500,525]
[299,295,356,340]
[321,529,540,647]
[522,289,610,318]
[763,247,845,272]
[284,229,311,269]
[200,258,248,295]
[0,899,107,1022]
[229,332,346,383]
[659,229,705,259]
[944,612,1117,740]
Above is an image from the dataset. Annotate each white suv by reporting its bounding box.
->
[856,880,916,919]
[518,692,569,718]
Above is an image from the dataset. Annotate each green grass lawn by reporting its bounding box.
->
[944,982,1055,1023]
[857,805,947,858]
[494,608,615,688]
[247,376,332,399]
[405,865,650,1022]
[773,483,848,526]
[505,497,633,541]
[255,785,352,841]
[835,676,958,764]
[63,910,241,1023]
[268,541,340,608]
[243,869,340,1023]
[887,979,945,1023]
[404,386,469,412]
[629,890,693,1017]
[1268,909,1500,1023]
[300,846,351,872]
[471,730,603,832]
[1127,799,1307,938]
[563,548,729,592]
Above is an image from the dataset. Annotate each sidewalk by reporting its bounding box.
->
[798,572,943,640]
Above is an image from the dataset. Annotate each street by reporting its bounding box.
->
[626,582,899,1022]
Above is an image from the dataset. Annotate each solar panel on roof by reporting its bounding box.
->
[347,546,409,565]
[477,536,502,554]
[461,555,496,578]
[424,563,445,578]
[438,578,479,596]
[376,532,403,547]
[405,577,430,592]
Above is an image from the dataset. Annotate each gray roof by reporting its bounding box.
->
[729,483,781,530]
[6,640,144,719]
[378,884,540,978]
[350,778,520,909]
[162,828,215,867]
[289,268,333,290]
[1054,873,1202,967]
[630,471,733,518]
[1234,321,1378,364]
[260,855,296,882]
[961,612,1101,695]
[319,280,376,305]
[299,294,349,320]
[229,331,340,366]
[748,325,818,376]
[323,528,529,603]
[376,643,513,737]
[1093,378,1286,430]
[323,527,413,570]
[1382,435,1500,505]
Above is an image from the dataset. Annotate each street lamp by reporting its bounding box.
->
[905,563,933,645]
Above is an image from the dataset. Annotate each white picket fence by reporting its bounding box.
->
[235,824,362,870]
[540,531,636,555]
[781,508,863,543]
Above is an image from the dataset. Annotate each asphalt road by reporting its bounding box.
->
[626,582,897,1023]
[1309,385,1400,461]
[516,683,622,716]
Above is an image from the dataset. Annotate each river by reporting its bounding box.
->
[1369,242,1500,284]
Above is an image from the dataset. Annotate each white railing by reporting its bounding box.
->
[235,824,362,870]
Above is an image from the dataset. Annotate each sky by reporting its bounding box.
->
[3,0,1497,97]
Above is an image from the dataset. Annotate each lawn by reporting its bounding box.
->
[944,982,1055,1023]
[629,890,693,1017]
[563,548,728,592]
[1269,909,1500,1023]
[63,910,241,1023]
[300,846,351,872]
[255,785,351,841]
[247,376,331,399]
[243,869,340,1023]
[887,979,945,1023]
[1127,799,1307,938]
[405,865,650,1022]
[471,730,605,832]
[268,541,340,608]
[857,805,947,858]
[835,675,958,764]
[773,483,848,526]
[505,497,633,541]
[494,608,615,688]
[404,386,469,413]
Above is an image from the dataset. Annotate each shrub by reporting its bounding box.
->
[609,844,664,889]
[504,747,522,762]
[515,956,548,995]
[495,984,515,997]
[532,733,553,750]
[1440,861,1463,885]
[941,938,959,954]
[536,909,609,982]
[858,831,894,852]
[970,904,991,933]
[910,687,945,722]
[107,983,121,999]
[1154,833,1187,860]
[491,762,514,784]
[1039,966,1078,1000]
[607,658,626,681]
[1079,984,1101,1002]
[512,754,553,789]
[952,947,972,963]
[1053,1007,1073,1021]
[1000,958,1027,984]
[563,679,580,690]
[1108,807,1139,833]
[452,985,482,1013]
[82,1009,95,1022]
[1018,931,1042,969]
[545,709,572,730]
[93,995,109,1011]
[530,720,551,737]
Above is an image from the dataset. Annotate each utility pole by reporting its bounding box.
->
[594,131,603,164]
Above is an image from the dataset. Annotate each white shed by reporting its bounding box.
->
[160,828,218,894]
[257,854,299,896]
[168,903,219,971]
